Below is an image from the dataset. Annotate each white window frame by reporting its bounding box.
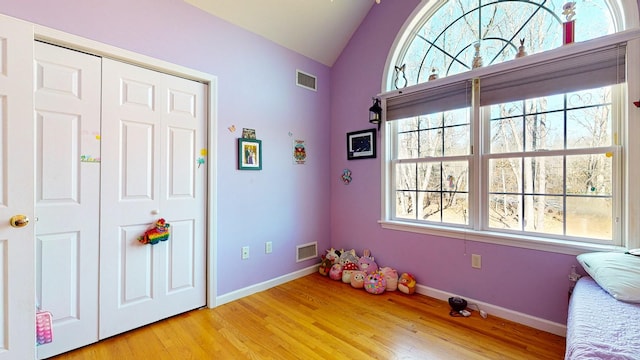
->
[379,23,640,255]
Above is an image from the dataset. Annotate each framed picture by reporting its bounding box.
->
[238,138,262,170]
[346,129,376,160]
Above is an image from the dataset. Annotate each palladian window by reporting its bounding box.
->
[381,0,640,249]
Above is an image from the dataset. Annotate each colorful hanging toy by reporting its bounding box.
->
[138,218,170,245]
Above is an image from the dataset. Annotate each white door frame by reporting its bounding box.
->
[33,25,220,308]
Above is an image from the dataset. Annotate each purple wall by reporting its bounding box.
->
[0,0,331,294]
[330,1,579,325]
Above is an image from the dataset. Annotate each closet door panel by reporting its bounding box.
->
[34,42,101,359]
[121,120,155,199]
[100,59,206,339]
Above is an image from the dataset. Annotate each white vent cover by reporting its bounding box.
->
[296,241,318,262]
[296,70,317,91]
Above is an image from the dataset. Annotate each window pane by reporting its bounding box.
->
[443,161,468,192]
[566,197,612,240]
[443,192,469,225]
[566,87,612,149]
[523,195,563,235]
[419,192,442,222]
[398,131,418,159]
[524,156,564,195]
[490,115,524,153]
[488,194,521,230]
[444,124,470,156]
[489,158,522,193]
[566,154,612,196]
[395,191,416,219]
[418,162,441,191]
[420,128,443,157]
[524,112,565,151]
[396,163,416,190]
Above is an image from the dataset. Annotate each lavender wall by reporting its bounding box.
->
[330,1,579,325]
[0,0,331,294]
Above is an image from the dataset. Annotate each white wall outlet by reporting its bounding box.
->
[242,246,250,260]
[471,254,482,269]
[265,241,272,254]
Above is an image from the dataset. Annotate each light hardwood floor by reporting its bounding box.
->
[49,274,566,359]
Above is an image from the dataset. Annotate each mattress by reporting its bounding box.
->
[565,276,640,359]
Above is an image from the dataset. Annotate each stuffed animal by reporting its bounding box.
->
[325,248,341,264]
[380,267,398,291]
[329,263,343,281]
[138,218,170,245]
[350,271,366,289]
[318,257,333,276]
[398,273,417,295]
[342,262,359,283]
[364,271,387,295]
[338,249,359,266]
[357,249,378,274]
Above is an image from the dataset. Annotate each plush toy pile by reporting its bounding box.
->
[318,247,416,296]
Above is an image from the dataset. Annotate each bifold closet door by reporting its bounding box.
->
[0,14,36,360]
[99,58,207,339]
[34,41,102,359]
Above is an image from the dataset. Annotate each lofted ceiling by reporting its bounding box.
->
[183,0,376,66]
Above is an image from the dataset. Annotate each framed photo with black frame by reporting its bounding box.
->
[346,128,376,160]
[238,138,262,170]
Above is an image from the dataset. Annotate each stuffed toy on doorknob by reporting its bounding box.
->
[138,218,170,245]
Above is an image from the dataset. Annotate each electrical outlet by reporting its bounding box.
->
[242,246,250,260]
[265,241,272,254]
[471,254,482,269]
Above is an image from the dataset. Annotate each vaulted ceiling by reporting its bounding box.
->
[183,0,376,66]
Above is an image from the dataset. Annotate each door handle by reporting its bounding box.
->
[9,215,29,228]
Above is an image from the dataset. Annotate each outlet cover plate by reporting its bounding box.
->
[471,254,482,269]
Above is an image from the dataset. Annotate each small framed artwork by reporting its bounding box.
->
[347,129,376,160]
[238,138,262,170]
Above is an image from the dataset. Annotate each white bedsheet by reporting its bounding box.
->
[565,276,640,359]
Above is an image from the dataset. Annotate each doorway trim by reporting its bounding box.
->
[33,24,219,308]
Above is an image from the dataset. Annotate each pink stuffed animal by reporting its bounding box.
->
[380,267,398,291]
[350,271,366,289]
[357,249,378,274]
[329,263,343,281]
[364,271,387,295]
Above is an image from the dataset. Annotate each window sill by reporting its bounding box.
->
[379,220,625,256]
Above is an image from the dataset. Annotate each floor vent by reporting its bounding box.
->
[296,242,318,262]
[296,70,317,91]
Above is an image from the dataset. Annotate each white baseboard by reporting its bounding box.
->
[214,264,319,307]
[416,284,567,337]
[212,266,567,338]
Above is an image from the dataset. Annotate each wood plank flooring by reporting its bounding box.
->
[49,273,566,359]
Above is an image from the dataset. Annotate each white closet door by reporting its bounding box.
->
[34,42,102,359]
[0,14,35,360]
[99,58,207,339]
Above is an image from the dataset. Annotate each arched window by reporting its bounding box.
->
[380,0,640,250]
[390,0,618,89]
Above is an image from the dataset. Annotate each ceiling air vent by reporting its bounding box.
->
[296,241,318,262]
[296,70,317,91]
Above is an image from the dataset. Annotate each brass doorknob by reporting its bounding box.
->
[9,215,29,228]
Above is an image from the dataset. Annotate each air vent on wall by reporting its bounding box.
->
[296,70,317,91]
[296,242,318,262]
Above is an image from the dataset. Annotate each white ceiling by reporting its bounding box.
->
[183,0,376,66]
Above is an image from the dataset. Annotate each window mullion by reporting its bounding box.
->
[472,78,482,231]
